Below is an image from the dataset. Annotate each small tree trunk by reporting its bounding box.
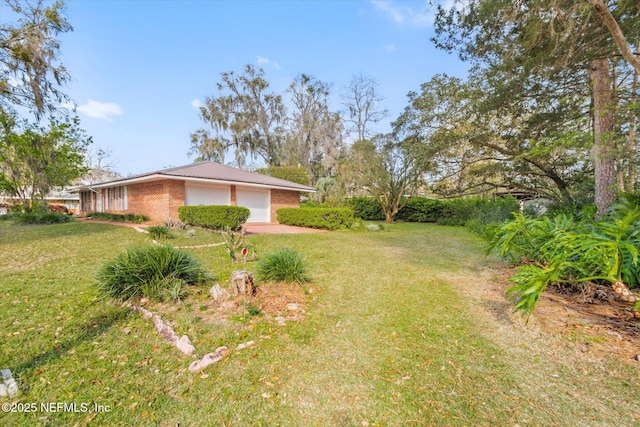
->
[590,58,617,217]
[626,44,639,192]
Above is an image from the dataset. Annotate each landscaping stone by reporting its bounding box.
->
[236,340,255,350]
[132,305,197,357]
[130,305,153,319]
[230,270,255,296]
[175,335,196,356]
[209,284,228,300]
[153,315,179,343]
[188,346,228,372]
[1,369,19,398]
[286,303,303,313]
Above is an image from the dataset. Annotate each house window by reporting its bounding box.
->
[105,186,127,211]
[80,191,94,211]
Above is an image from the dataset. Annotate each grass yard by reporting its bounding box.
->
[1,221,639,426]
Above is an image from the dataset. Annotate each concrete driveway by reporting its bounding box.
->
[243,223,327,235]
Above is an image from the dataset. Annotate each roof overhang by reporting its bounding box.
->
[75,174,316,193]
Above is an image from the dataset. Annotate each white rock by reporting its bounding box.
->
[286,303,303,312]
[5,378,19,398]
[0,384,7,397]
[236,340,255,350]
[175,335,195,356]
[188,346,228,372]
[209,284,228,300]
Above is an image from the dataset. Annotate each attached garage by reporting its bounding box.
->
[77,162,315,223]
[185,183,229,206]
[236,187,270,223]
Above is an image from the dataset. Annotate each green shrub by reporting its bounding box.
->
[220,226,254,262]
[276,207,354,230]
[347,197,385,221]
[365,223,385,232]
[301,200,327,208]
[396,197,443,222]
[147,225,174,240]
[257,248,309,284]
[487,202,640,314]
[13,211,72,225]
[178,205,250,230]
[87,212,148,223]
[95,245,214,302]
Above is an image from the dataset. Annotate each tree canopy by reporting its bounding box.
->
[0,0,72,119]
[431,0,640,214]
[0,111,89,208]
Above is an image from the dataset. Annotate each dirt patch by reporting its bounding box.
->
[477,266,640,363]
[255,281,309,315]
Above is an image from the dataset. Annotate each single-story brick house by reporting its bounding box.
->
[76,162,315,223]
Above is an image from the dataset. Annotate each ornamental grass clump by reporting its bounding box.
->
[96,245,214,302]
[257,248,309,284]
[147,225,174,240]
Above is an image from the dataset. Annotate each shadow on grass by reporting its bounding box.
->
[11,307,130,393]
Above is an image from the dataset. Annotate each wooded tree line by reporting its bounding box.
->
[189,66,390,182]
[2,0,638,217]
[191,1,640,219]
[397,0,640,216]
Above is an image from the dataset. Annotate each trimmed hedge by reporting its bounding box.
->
[87,212,148,223]
[277,207,354,230]
[397,197,444,222]
[12,211,73,225]
[347,196,519,228]
[347,197,385,221]
[178,205,250,230]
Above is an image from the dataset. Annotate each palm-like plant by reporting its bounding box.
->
[489,203,640,315]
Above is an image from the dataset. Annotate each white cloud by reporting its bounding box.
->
[384,43,397,53]
[371,0,404,24]
[190,98,201,109]
[256,56,282,70]
[371,0,435,28]
[77,100,123,121]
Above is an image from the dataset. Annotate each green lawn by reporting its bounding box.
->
[1,221,638,426]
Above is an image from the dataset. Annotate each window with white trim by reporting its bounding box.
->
[80,191,94,211]
[105,186,127,210]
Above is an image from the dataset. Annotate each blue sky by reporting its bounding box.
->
[56,0,467,176]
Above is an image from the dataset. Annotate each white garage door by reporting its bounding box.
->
[236,188,270,223]
[185,184,230,206]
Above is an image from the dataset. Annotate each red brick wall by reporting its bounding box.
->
[230,185,237,206]
[81,181,300,225]
[270,189,301,223]
[123,180,185,223]
[166,180,186,220]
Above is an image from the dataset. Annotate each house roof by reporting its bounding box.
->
[77,162,316,192]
